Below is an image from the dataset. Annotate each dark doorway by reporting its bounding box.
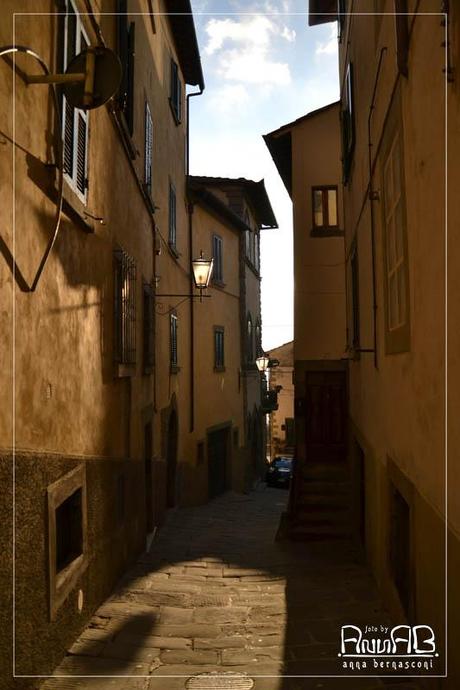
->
[208,426,230,499]
[389,486,412,617]
[166,410,178,508]
[305,370,346,462]
[144,421,154,533]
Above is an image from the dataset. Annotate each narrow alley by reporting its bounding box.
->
[42,487,419,690]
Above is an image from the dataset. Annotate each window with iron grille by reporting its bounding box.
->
[170,313,178,369]
[212,235,223,283]
[116,0,135,135]
[114,249,136,366]
[214,327,225,369]
[169,182,177,248]
[143,283,154,372]
[62,0,89,201]
[170,58,182,123]
[144,101,153,198]
[341,62,355,184]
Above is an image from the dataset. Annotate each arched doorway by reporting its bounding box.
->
[166,410,178,508]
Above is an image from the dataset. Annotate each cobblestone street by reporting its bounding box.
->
[42,487,420,690]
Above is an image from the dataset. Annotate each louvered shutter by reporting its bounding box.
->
[177,77,182,122]
[144,102,153,195]
[76,113,87,194]
[63,100,74,175]
[170,315,178,366]
[116,0,128,109]
[126,21,135,134]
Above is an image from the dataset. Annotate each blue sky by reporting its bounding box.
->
[189,0,339,351]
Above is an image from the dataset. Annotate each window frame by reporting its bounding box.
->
[169,57,182,124]
[311,185,342,236]
[168,181,177,250]
[341,62,355,185]
[116,0,135,136]
[62,0,89,203]
[144,100,153,199]
[247,313,254,363]
[47,464,87,620]
[170,312,179,371]
[114,248,137,371]
[214,326,225,371]
[380,91,410,354]
[212,234,224,284]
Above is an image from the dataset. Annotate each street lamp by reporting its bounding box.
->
[255,355,270,373]
[156,251,214,301]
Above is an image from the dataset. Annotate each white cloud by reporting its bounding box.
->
[207,84,250,113]
[203,16,291,87]
[204,16,274,55]
[281,26,296,42]
[315,25,338,57]
[218,48,291,85]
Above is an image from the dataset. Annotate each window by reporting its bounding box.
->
[247,314,254,363]
[62,0,89,201]
[47,465,87,619]
[116,0,135,134]
[254,232,260,272]
[212,235,223,283]
[350,242,360,349]
[170,313,178,369]
[311,186,340,234]
[341,63,355,184]
[170,58,182,123]
[255,318,262,358]
[114,249,136,367]
[214,327,225,369]
[382,126,410,352]
[245,229,252,262]
[144,101,153,198]
[169,182,177,249]
[143,283,154,372]
[197,441,205,465]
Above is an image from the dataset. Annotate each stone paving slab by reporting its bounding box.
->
[42,487,422,690]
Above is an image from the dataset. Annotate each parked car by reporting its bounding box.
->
[266,456,293,488]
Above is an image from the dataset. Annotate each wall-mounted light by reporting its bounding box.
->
[256,355,270,373]
[156,251,214,302]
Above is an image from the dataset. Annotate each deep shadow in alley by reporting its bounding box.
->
[39,486,427,690]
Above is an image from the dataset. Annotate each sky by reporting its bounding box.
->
[189,0,340,352]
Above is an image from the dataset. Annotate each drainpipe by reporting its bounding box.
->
[367,47,387,370]
[186,85,204,432]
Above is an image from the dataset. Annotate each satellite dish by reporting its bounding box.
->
[64,47,122,110]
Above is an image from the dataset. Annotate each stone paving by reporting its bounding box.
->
[42,486,421,690]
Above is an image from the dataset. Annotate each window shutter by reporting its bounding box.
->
[63,99,74,175]
[144,102,153,194]
[76,113,87,194]
[127,21,135,134]
[177,77,182,122]
[116,0,128,109]
[170,315,178,366]
[395,0,409,77]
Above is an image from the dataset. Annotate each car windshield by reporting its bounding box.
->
[274,458,292,468]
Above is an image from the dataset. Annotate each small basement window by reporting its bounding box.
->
[47,464,87,619]
[56,488,83,573]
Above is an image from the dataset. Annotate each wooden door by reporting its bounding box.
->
[305,371,346,462]
[208,427,229,499]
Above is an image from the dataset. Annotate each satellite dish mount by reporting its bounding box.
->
[24,46,122,110]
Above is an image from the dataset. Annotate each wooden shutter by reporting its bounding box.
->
[63,100,74,175]
[170,314,178,366]
[395,0,409,77]
[116,0,128,109]
[76,113,87,194]
[177,77,182,122]
[169,184,176,246]
[127,21,135,133]
[144,102,153,194]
